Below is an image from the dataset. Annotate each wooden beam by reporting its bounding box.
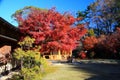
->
[0,34,17,42]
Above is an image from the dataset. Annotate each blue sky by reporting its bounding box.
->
[0,0,94,26]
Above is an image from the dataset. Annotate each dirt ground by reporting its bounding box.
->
[42,59,120,80]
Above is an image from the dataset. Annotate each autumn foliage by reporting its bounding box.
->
[13,6,87,54]
[78,51,86,59]
[82,27,120,58]
[100,28,120,57]
[83,36,98,50]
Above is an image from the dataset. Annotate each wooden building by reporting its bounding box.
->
[0,17,20,47]
[0,17,21,73]
[0,17,20,49]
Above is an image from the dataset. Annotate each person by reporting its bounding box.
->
[67,56,72,63]
[72,56,76,63]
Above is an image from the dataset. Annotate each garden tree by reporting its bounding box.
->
[18,36,35,50]
[99,27,120,58]
[14,36,48,80]
[82,35,107,58]
[76,11,88,24]
[111,0,120,27]
[12,6,87,57]
[83,36,98,51]
[88,29,95,36]
[82,36,98,58]
[83,28,120,59]
[77,0,120,35]
[94,33,119,58]
[88,0,115,35]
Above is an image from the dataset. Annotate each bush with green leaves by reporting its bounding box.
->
[13,36,48,80]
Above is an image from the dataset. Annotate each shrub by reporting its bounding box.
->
[13,36,49,80]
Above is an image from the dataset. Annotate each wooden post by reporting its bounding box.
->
[70,50,72,57]
[50,52,53,60]
[58,50,61,60]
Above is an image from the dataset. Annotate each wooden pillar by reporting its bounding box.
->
[58,50,61,60]
[70,50,72,57]
[50,52,53,60]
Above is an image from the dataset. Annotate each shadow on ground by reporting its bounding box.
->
[67,60,120,80]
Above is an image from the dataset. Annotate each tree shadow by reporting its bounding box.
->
[67,61,120,80]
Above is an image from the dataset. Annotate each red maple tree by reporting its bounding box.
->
[13,6,87,54]
[83,36,98,50]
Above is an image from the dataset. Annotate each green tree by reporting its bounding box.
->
[13,36,48,80]
[88,29,95,36]
[77,0,120,35]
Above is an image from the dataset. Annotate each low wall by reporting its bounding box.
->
[0,63,12,74]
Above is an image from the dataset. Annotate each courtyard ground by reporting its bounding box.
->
[0,59,120,80]
[42,59,120,80]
